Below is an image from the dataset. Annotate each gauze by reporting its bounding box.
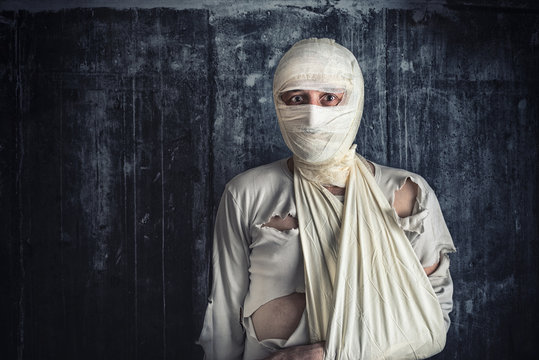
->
[274,38,364,187]
[274,38,447,360]
[278,105,355,162]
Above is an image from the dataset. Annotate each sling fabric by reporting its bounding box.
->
[294,152,446,359]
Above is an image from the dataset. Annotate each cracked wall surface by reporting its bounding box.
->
[1,1,538,359]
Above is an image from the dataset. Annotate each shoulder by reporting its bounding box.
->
[368,160,456,266]
[222,158,295,223]
[225,158,292,197]
[368,160,434,207]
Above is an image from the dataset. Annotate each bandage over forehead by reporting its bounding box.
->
[273,38,364,165]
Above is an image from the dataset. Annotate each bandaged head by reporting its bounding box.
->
[273,38,364,166]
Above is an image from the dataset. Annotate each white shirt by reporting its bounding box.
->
[198,157,456,360]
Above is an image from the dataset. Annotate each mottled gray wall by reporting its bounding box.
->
[1,1,538,359]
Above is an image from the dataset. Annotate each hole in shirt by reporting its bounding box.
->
[392,178,442,276]
[424,258,440,276]
[251,292,306,341]
[261,214,299,232]
[392,177,419,218]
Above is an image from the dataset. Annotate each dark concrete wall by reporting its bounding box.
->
[1,1,537,359]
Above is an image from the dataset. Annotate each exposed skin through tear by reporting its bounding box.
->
[255,213,304,341]
[261,214,299,231]
[424,258,440,276]
[393,177,419,218]
[393,178,440,275]
[392,178,440,275]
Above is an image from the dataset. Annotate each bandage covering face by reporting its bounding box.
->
[274,38,364,186]
[274,39,446,360]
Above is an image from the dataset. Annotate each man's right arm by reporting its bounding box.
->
[197,186,251,359]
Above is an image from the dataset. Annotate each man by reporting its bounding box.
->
[198,38,455,360]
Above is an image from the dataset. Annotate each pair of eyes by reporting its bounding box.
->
[280,90,344,106]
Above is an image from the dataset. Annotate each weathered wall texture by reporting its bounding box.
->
[1,1,538,359]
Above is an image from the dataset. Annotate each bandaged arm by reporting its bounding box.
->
[197,186,250,359]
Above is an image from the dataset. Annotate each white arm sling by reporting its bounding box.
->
[294,153,446,359]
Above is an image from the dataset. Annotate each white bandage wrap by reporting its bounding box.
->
[274,38,364,186]
[275,38,446,359]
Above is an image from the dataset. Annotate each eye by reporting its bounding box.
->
[291,95,303,103]
[281,91,307,105]
[320,93,342,106]
[324,94,336,101]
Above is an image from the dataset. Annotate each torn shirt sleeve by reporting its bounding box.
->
[398,176,456,267]
[396,176,456,332]
[374,163,457,332]
[197,185,251,360]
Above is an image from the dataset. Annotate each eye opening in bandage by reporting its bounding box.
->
[278,91,347,107]
[276,77,355,106]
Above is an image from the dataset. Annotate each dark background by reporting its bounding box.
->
[1,1,537,359]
